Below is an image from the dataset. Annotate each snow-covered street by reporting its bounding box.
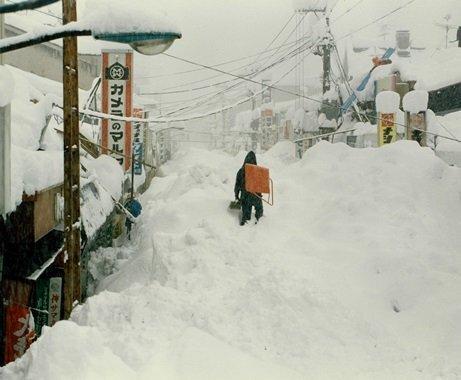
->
[2,0,461,377]
[3,141,461,379]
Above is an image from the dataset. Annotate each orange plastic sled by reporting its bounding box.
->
[244,164,274,206]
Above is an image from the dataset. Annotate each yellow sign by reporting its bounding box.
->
[378,113,396,146]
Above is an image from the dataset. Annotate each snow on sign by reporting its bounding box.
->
[101,50,133,172]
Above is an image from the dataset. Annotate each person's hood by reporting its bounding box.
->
[243,151,257,166]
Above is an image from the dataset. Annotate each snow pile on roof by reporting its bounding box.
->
[85,155,124,200]
[83,0,180,36]
[427,110,461,166]
[414,48,461,91]
[80,178,118,240]
[4,141,461,378]
[5,66,64,208]
[347,47,461,100]
[402,90,429,113]
[11,148,63,202]
[376,91,400,113]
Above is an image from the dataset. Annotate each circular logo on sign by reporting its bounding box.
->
[110,65,126,80]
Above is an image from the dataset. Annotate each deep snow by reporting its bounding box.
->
[2,141,461,379]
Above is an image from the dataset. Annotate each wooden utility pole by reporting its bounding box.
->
[62,0,81,318]
[322,17,332,94]
[0,0,11,216]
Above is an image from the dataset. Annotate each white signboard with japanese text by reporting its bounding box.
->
[133,108,145,175]
[101,50,133,171]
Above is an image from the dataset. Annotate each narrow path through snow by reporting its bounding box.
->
[3,141,461,380]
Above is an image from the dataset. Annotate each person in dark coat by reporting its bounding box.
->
[125,197,142,240]
[234,151,263,226]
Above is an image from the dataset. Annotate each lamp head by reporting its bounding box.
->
[93,32,181,55]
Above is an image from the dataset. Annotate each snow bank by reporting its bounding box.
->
[402,90,428,113]
[375,91,400,113]
[263,140,297,165]
[1,321,135,380]
[4,142,461,379]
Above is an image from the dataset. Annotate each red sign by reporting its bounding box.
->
[4,305,35,363]
[101,50,133,171]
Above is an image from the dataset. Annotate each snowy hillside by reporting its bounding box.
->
[2,141,461,379]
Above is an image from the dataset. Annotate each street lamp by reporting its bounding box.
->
[0,0,181,318]
[0,27,182,54]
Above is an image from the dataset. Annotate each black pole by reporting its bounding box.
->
[0,29,91,54]
[131,149,135,200]
[0,0,59,14]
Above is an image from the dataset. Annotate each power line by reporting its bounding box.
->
[0,0,58,13]
[6,0,62,20]
[161,36,317,118]
[156,34,318,117]
[157,31,310,94]
[251,13,296,67]
[146,35,309,96]
[331,0,365,23]
[337,0,419,41]
[146,54,461,146]
[71,39,323,125]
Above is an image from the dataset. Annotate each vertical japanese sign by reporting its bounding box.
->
[48,277,62,326]
[3,279,34,364]
[33,278,49,336]
[4,305,35,363]
[133,108,145,175]
[101,49,133,171]
[406,112,427,147]
[378,113,397,146]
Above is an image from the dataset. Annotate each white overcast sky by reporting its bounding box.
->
[112,0,459,91]
[17,0,461,95]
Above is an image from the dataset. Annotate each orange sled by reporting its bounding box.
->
[244,164,274,206]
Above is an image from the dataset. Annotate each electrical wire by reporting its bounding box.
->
[139,33,308,82]
[5,0,61,20]
[336,0,419,41]
[161,36,318,118]
[156,25,309,95]
[155,34,318,117]
[0,0,58,13]
[145,35,309,96]
[331,0,365,23]
[251,13,296,67]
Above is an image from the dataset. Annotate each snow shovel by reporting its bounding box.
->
[228,199,241,210]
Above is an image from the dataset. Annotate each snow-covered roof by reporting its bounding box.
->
[5,65,123,235]
[346,47,461,102]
